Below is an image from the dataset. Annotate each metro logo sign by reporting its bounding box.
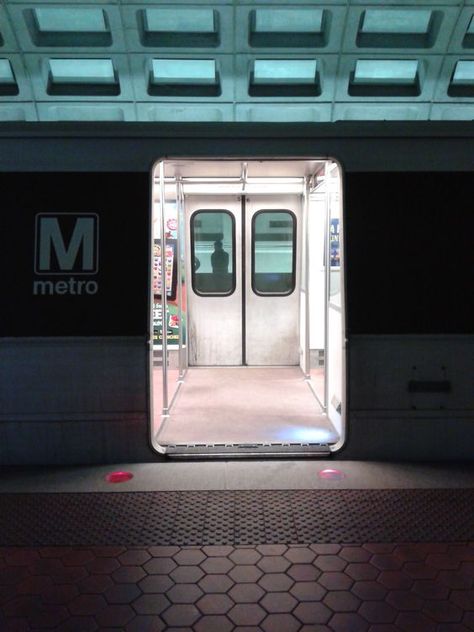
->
[35,213,99,274]
[33,213,99,296]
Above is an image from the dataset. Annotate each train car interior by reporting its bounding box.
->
[151,159,345,457]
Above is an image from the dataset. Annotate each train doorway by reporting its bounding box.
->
[150,160,345,457]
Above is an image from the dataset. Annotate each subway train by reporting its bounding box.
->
[0,121,473,465]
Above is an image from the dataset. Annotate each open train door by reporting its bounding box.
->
[150,159,346,456]
[325,162,346,447]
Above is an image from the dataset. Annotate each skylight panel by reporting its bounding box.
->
[249,59,320,96]
[249,9,328,47]
[349,60,420,97]
[357,9,438,48]
[0,59,19,96]
[449,61,474,96]
[47,59,119,96]
[140,8,219,47]
[26,8,112,47]
[149,59,221,96]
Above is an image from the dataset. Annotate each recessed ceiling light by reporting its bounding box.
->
[0,59,19,95]
[254,9,324,33]
[152,59,217,84]
[353,59,419,84]
[0,59,15,83]
[34,8,108,33]
[253,59,318,84]
[144,8,215,34]
[250,8,327,48]
[361,10,431,35]
[149,59,220,97]
[49,59,116,84]
[452,60,474,84]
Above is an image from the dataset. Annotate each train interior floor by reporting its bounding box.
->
[1,461,474,631]
[154,366,337,449]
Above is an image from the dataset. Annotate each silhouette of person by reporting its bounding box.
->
[211,239,229,273]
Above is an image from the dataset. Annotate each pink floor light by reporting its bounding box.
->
[318,468,345,481]
[105,471,134,483]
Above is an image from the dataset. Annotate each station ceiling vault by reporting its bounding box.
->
[1,0,474,123]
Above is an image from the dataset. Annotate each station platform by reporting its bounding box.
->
[1,461,474,631]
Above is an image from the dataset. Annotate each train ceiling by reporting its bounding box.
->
[1,1,474,123]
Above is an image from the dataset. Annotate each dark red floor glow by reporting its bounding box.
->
[105,471,134,483]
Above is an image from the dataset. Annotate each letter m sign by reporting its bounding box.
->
[35,213,99,275]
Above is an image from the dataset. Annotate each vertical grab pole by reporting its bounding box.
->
[177,178,185,381]
[324,161,330,411]
[304,177,311,379]
[159,161,169,416]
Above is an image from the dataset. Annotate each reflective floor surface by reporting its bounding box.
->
[154,367,337,449]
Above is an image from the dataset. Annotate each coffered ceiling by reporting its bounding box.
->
[1,0,474,122]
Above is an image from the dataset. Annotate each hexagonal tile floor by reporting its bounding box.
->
[1,543,474,631]
[0,489,474,630]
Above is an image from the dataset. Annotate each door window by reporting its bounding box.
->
[191,210,235,295]
[252,210,296,295]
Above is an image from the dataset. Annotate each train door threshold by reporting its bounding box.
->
[162,444,331,458]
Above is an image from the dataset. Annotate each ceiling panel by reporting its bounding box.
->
[1,0,474,122]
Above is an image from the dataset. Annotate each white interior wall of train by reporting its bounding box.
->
[0,122,473,465]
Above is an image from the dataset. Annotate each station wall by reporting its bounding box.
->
[0,125,473,464]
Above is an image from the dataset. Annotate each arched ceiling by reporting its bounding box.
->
[1,0,474,123]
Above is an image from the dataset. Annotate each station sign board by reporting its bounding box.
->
[0,172,149,337]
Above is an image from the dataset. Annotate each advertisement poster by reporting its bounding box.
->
[153,239,177,300]
[153,209,186,348]
[330,218,340,267]
[153,301,182,345]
